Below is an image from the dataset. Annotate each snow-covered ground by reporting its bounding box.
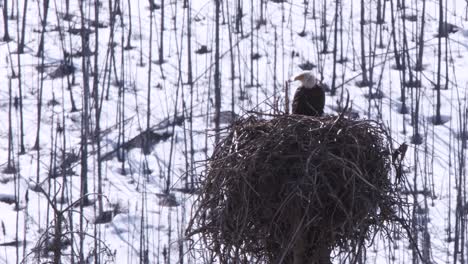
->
[1,0,468,263]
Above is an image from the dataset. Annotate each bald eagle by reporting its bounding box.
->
[292,71,325,116]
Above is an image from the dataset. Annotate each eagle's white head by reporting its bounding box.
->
[292,71,317,89]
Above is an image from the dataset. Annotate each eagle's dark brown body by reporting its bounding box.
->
[292,84,325,116]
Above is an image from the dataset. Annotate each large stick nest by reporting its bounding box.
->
[187,115,401,263]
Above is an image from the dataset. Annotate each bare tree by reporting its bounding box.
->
[18,0,28,53]
[63,0,71,20]
[435,0,443,124]
[93,0,103,215]
[147,8,154,133]
[78,1,91,261]
[321,0,328,53]
[4,77,16,174]
[186,0,196,188]
[389,0,402,70]
[15,14,26,154]
[235,0,244,35]
[125,0,133,49]
[2,0,11,41]
[37,0,50,56]
[331,0,340,95]
[358,0,369,86]
[158,0,165,64]
[415,0,426,71]
[214,0,222,144]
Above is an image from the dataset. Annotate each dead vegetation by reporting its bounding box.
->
[187,115,405,263]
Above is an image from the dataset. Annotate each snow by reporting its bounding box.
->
[0,0,468,263]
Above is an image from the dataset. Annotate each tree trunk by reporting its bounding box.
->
[159,0,165,64]
[2,0,11,41]
[214,0,221,144]
[359,0,369,85]
[435,0,443,124]
[18,0,28,53]
[331,0,339,95]
[37,0,50,56]
[415,0,426,71]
